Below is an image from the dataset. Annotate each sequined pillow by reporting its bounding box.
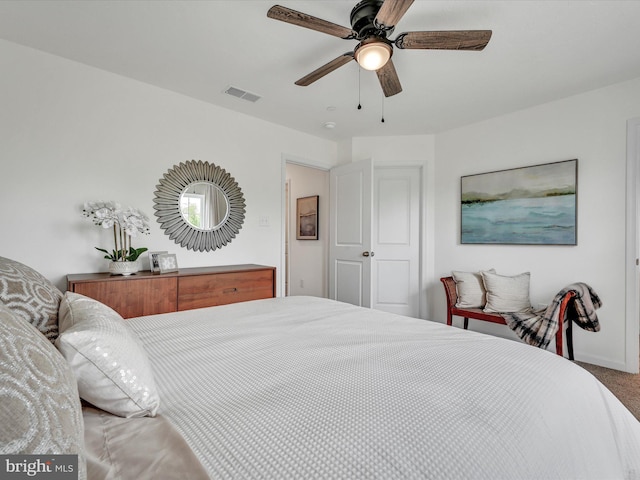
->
[0,256,63,343]
[0,304,86,479]
[55,292,160,418]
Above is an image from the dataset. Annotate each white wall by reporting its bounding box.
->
[286,163,329,298]
[433,76,640,371]
[0,40,337,293]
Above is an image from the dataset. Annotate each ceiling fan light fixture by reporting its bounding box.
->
[355,40,392,71]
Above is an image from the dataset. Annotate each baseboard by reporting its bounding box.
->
[574,353,629,373]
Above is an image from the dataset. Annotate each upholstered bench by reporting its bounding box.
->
[440,276,574,359]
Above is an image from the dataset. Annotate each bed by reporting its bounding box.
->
[2,256,640,479]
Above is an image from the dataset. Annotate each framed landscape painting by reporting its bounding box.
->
[461,159,577,245]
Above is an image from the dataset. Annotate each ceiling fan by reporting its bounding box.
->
[267,0,492,97]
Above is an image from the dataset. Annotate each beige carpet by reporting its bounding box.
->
[575,355,640,422]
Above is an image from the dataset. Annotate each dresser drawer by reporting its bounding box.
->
[177,269,275,310]
[71,277,177,319]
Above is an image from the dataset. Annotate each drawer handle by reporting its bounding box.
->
[223,287,238,294]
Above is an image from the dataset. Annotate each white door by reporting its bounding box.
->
[372,167,421,317]
[329,161,422,316]
[329,159,373,307]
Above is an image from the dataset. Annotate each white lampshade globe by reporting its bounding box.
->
[356,43,391,71]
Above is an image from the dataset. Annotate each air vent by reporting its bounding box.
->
[224,86,261,103]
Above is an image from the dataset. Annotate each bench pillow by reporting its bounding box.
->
[482,271,532,313]
[452,269,495,308]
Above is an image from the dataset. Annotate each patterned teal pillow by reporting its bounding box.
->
[0,304,86,479]
[0,256,63,342]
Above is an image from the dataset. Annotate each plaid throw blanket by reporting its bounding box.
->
[501,283,601,349]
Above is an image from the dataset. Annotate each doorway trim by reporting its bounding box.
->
[625,116,640,373]
[281,154,332,298]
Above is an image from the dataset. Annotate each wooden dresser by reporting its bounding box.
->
[67,264,276,319]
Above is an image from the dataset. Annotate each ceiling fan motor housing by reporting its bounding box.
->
[350,0,394,38]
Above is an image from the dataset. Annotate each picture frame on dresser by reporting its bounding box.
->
[148,251,168,273]
[158,253,179,274]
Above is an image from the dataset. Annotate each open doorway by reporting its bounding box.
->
[285,162,330,298]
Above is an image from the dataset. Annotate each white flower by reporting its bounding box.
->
[82,200,150,261]
[95,208,119,229]
[119,207,150,237]
[83,201,122,229]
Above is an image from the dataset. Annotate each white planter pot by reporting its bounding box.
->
[108,260,140,276]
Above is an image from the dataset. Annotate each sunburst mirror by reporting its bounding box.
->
[153,160,245,252]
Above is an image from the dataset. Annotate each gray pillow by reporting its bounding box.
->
[452,269,495,308]
[482,271,532,313]
[0,256,63,343]
[0,304,86,479]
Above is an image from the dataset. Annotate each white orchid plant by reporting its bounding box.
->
[82,201,150,262]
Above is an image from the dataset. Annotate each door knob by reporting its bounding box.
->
[362,251,375,257]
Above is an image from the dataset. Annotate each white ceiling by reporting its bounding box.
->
[1,1,640,141]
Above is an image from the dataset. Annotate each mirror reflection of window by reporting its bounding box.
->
[181,193,204,228]
[180,182,229,230]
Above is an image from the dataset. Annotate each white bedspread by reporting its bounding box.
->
[129,296,640,479]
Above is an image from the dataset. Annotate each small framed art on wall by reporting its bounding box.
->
[296,195,319,240]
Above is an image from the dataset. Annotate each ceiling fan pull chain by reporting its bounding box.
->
[357,67,362,110]
[381,93,385,123]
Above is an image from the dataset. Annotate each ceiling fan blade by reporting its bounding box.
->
[295,53,355,87]
[375,0,415,29]
[395,30,492,50]
[376,59,402,97]
[267,5,357,39]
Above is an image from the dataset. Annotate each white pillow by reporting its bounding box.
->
[481,271,532,313]
[452,269,495,308]
[55,292,160,418]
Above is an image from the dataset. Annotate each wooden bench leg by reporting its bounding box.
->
[567,320,574,361]
[463,317,469,330]
[555,327,563,358]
